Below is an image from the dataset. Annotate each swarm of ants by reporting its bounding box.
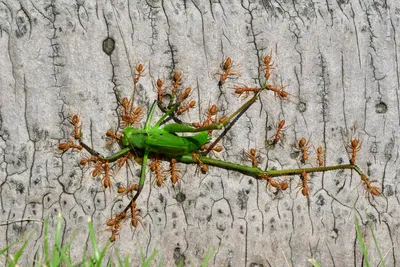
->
[59,55,381,242]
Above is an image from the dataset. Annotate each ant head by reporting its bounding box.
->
[299,138,306,147]
[351,139,359,147]
[156,78,163,88]
[172,72,181,82]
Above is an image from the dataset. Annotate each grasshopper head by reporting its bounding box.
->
[121,126,135,147]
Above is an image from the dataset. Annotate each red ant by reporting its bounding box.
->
[348,139,361,165]
[192,153,208,173]
[58,139,82,152]
[259,174,289,194]
[217,57,239,87]
[69,114,82,140]
[169,158,180,184]
[177,100,196,115]
[117,183,139,196]
[344,124,363,165]
[266,84,292,100]
[150,155,165,186]
[102,162,112,192]
[134,63,145,85]
[316,145,324,167]
[171,72,183,96]
[244,148,259,168]
[130,201,143,228]
[201,145,223,152]
[298,137,310,164]
[106,129,121,141]
[79,155,100,166]
[155,78,164,103]
[233,86,260,99]
[271,120,286,145]
[262,53,274,80]
[178,87,192,103]
[297,170,310,200]
[360,174,381,197]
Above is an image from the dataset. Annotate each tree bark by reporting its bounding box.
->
[1,0,399,266]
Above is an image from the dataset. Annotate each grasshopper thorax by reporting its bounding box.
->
[121,126,148,149]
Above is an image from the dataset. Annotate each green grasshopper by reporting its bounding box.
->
[78,86,269,203]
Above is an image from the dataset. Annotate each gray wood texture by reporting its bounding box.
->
[1,0,399,266]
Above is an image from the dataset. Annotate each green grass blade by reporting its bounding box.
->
[157,254,164,267]
[116,255,123,266]
[114,250,130,267]
[79,245,88,267]
[88,218,100,262]
[124,253,130,267]
[43,217,50,265]
[1,243,14,256]
[9,232,34,266]
[58,246,72,267]
[58,230,77,267]
[200,248,216,267]
[138,244,145,262]
[369,223,386,267]
[52,212,64,267]
[354,212,370,267]
[96,242,110,267]
[177,258,184,267]
[88,217,110,267]
[141,249,159,267]
[309,258,322,267]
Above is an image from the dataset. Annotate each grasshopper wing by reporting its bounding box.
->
[145,130,209,156]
